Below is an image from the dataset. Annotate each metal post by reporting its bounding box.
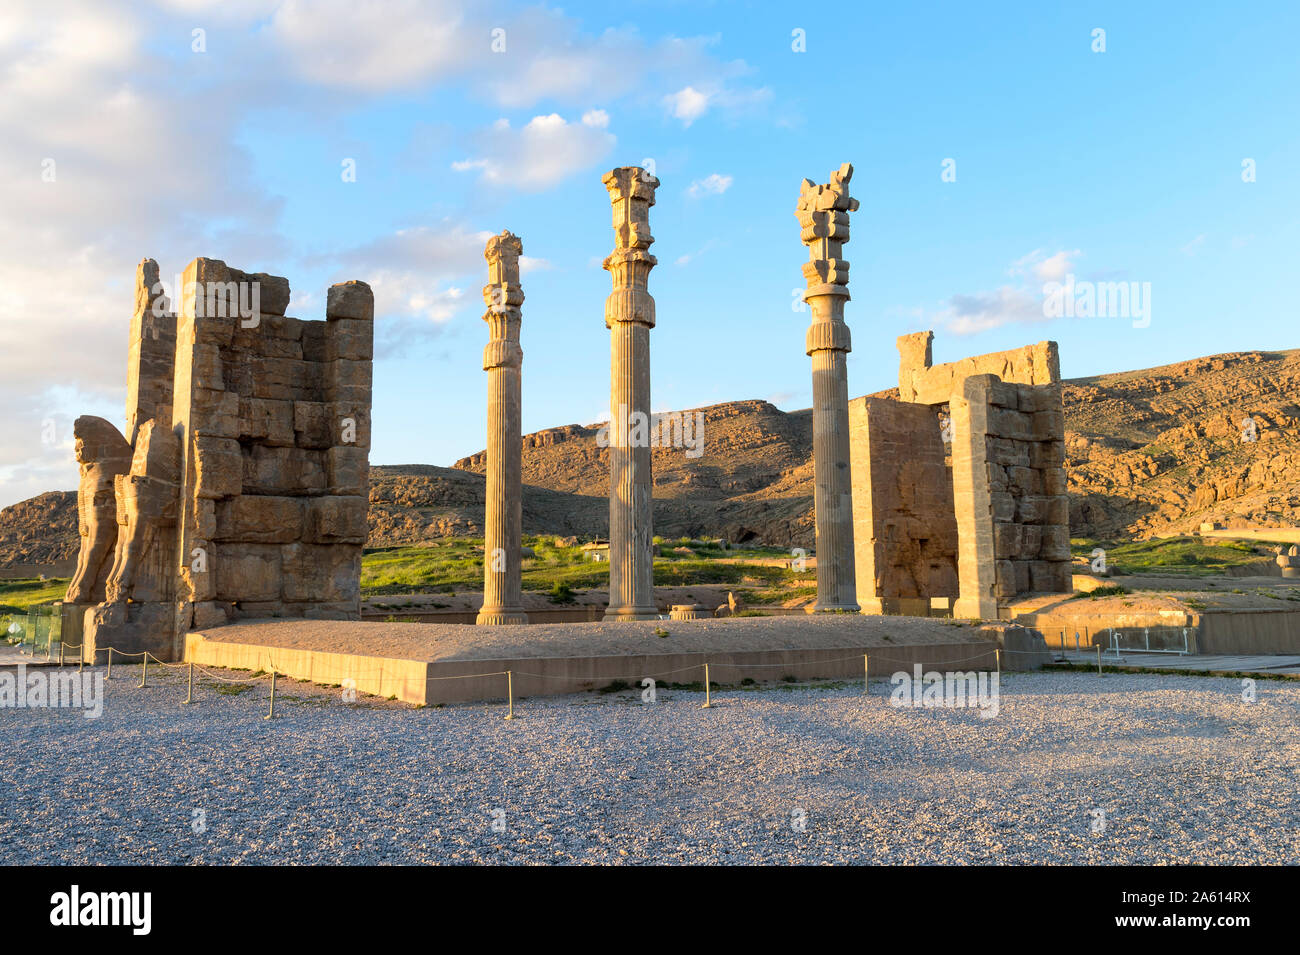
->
[702,663,712,708]
[184,662,194,705]
[996,647,1002,676]
[106,647,112,680]
[863,654,869,695]
[58,642,64,666]
[78,647,84,673]
[505,671,514,720]
[139,653,148,688]
[265,671,276,720]
[1096,645,1102,676]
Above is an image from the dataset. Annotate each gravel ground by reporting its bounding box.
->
[2,666,1299,864]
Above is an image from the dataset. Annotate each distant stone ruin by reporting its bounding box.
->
[65,257,374,661]
[850,331,1071,618]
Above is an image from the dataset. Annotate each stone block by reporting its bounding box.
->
[282,542,362,605]
[1032,409,1065,441]
[324,359,372,404]
[1008,466,1041,495]
[1045,494,1070,527]
[326,318,374,362]
[1021,524,1043,557]
[1030,440,1065,470]
[1043,467,1068,495]
[993,522,1022,559]
[1040,525,1072,561]
[327,280,374,322]
[301,322,328,363]
[990,491,1016,523]
[251,357,317,401]
[990,438,1030,468]
[192,434,243,499]
[1029,560,1061,593]
[192,601,229,630]
[214,544,283,602]
[1013,560,1031,594]
[304,496,368,544]
[243,446,327,496]
[1016,495,1046,524]
[293,401,333,449]
[326,446,370,495]
[190,388,240,438]
[214,496,303,543]
[989,381,1020,410]
[246,273,291,315]
[994,560,1017,598]
[191,344,224,392]
[239,398,295,447]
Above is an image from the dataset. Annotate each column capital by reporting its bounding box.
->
[483,229,524,317]
[797,163,858,355]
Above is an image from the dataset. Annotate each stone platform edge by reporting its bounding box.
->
[185,634,1002,706]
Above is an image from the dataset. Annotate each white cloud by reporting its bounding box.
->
[452,113,616,190]
[687,173,732,198]
[926,249,1088,335]
[665,86,711,125]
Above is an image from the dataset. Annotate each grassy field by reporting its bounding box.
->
[0,577,71,614]
[361,536,814,602]
[1070,536,1280,576]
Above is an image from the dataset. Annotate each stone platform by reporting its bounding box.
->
[184,615,1016,706]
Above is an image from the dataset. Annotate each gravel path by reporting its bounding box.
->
[3,667,1298,864]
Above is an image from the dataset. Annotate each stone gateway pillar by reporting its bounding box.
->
[602,166,661,621]
[796,163,860,612]
[476,231,529,625]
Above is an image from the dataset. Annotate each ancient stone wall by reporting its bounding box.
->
[173,259,373,638]
[75,257,373,661]
[898,330,1060,405]
[951,375,1071,618]
[849,397,959,614]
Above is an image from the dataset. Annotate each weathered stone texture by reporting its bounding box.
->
[72,257,373,661]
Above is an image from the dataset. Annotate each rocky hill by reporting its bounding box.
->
[4,348,1298,568]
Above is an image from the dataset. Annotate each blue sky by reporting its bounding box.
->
[1,0,1297,508]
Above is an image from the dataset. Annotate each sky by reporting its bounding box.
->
[1,0,1297,509]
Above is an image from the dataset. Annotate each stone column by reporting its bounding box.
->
[602,166,660,621]
[796,163,860,612]
[476,231,529,625]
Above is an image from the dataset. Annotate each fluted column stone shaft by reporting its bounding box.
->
[602,167,660,621]
[476,230,528,625]
[797,164,860,612]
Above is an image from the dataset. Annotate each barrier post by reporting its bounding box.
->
[139,653,148,688]
[504,671,515,720]
[78,648,84,673]
[996,647,1001,676]
[265,671,276,720]
[184,662,194,705]
[702,663,712,708]
[1096,645,1102,676]
[863,654,869,695]
[58,642,64,667]
[106,647,112,679]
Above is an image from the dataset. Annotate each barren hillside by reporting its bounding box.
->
[3,348,1297,567]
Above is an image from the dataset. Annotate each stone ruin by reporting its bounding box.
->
[64,257,374,661]
[849,331,1071,619]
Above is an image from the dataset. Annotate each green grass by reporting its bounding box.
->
[361,536,817,599]
[0,577,70,612]
[1070,536,1271,576]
